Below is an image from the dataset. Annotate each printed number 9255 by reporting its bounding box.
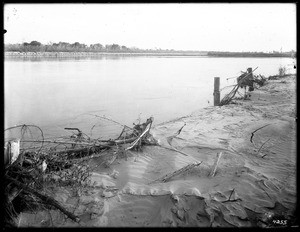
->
[272,219,287,225]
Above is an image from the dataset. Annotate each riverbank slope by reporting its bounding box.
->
[17,74,297,227]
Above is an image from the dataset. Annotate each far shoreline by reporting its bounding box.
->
[4,51,294,58]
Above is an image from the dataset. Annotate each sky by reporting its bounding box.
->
[3,3,297,52]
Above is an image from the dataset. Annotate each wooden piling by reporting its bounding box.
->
[247,67,253,78]
[247,67,254,91]
[214,77,220,106]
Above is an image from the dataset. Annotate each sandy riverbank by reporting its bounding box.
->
[17,74,297,227]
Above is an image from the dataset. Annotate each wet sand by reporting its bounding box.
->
[17,74,297,227]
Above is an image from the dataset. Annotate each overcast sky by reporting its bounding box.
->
[4,3,296,52]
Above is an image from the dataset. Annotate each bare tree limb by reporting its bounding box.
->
[6,176,80,223]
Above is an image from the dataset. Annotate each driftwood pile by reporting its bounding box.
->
[4,117,158,226]
[219,67,267,106]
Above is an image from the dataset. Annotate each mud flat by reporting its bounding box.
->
[17,74,297,227]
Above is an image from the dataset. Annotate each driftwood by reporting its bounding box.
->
[4,117,158,225]
[254,75,267,87]
[70,148,108,162]
[158,145,189,156]
[53,144,111,155]
[7,176,80,223]
[166,123,186,146]
[221,188,241,203]
[113,137,139,145]
[154,123,192,157]
[208,152,223,177]
[15,117,157,159]
[148,161,202,184]
[99,136,142,145]
[257,138,271,156]
[125,120,152,151]
[250,124,271,147]
[21,139,97,146]
[219,67,258,106]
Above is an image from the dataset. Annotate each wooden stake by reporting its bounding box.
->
[214,77,220,106]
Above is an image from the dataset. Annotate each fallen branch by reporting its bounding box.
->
[221,188,241,203]
[228,188,235,201]
[113,137,139,145]
[221,189,235,203]
[158,144,189,156]
[21,140,96,146]
[125,118,153,151]
[116,126,126,140]
[125,125,150,150]
[208,152,223,177]
[261,153,268,159]
[148,161,203,184]
[6,176,80,223]
[257,138,271,155]
[176,123,186,136]
[157,123,194,158]
[53,144,111,155]
[70,148,109,162]
[250,124,271,144]
[88,114,134,130]
[167,123,186,146]
[64,127,81,133]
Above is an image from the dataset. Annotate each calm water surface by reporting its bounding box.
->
[5,55,295,138]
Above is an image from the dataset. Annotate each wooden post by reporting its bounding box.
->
[247,67,253,78]
[247,67,254,91]
[213,77,220,106]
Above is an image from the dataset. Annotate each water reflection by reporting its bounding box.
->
[4,53,163,62]
[4,53,210,62]
[5,55,106,62]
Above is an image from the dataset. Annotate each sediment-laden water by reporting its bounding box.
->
[5,55,295,139]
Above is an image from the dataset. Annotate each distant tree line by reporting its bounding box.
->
[4,41,296,57]
[207,51,296,58]
[4,41,178,53]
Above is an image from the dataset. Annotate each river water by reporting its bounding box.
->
[4,55,295,139]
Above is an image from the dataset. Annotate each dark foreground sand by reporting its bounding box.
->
[17,74,297,227]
